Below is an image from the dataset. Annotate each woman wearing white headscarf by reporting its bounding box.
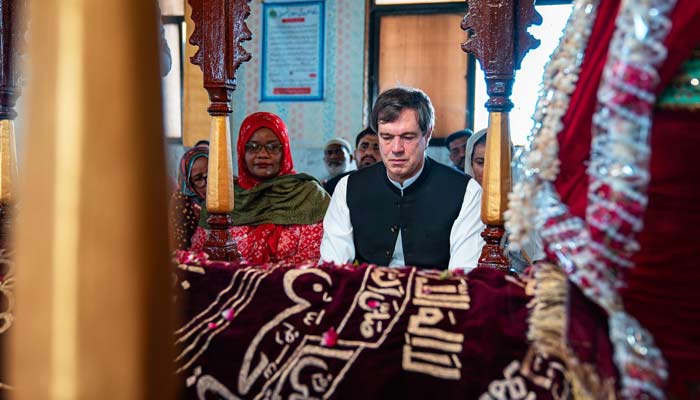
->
[464,128,487,184]
[465,128,542,271]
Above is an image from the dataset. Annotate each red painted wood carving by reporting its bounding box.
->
[461,0,541,112]
[477,226,510,272]
[203,214,241,262]
[462,0,541,271]
[0,0,24,247]
[188,0,252,261]
[0,0,24,120]
[188,0,252,115]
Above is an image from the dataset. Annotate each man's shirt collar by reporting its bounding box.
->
[387,154,426,191]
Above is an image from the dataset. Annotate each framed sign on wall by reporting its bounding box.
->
[261,1,325,102]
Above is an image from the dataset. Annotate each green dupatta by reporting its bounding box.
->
[201,173,330,227]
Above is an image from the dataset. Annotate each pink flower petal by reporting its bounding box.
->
[221,308,235,321]
[321,327,338,347]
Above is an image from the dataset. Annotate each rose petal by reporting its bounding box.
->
[221,308,235,321]
[321,327,338,347]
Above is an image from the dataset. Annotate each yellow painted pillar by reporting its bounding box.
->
[11,0,174,399]
[481,112,512,226]
[477,111,512,270]
[206,115,234,213]
[0,120,17,203]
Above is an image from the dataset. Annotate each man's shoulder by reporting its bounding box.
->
[346,163,388,204]
[450,163,468,175]
[330,170,352,183]
[324,170,353,194]
[348,162,384,183]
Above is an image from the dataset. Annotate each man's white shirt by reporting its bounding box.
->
[319,167,485,271]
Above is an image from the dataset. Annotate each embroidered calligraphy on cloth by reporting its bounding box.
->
[174,256,577,400]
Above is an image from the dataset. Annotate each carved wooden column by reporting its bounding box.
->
[462,0,541,271]
[188,0,251,261]
[0,0,24,394]
[12,1,173,398]
[0,0,23,246]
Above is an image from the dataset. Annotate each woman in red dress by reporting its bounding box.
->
[191,112,330,264]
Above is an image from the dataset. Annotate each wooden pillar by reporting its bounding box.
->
[11,1,173,398]
[188,0,252,261]
[0,0,23,395]
[0,0,22,246]
[462,0,541,272]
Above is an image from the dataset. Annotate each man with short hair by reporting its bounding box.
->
[445,129,472,172]
[322,138,354,183]
[354,127,381,169]
[323,128,380,195]
[320,87,484,270]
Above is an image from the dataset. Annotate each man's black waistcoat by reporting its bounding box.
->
[346,157,470,269]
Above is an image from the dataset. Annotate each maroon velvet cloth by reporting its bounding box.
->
[174,262,571,399]
[553,1,700,397]
[567,281,618,387]
[625,110,700,398]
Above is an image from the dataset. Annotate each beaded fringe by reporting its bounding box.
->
[528,263,616,400]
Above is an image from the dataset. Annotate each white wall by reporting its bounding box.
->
[229,0,367,180]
